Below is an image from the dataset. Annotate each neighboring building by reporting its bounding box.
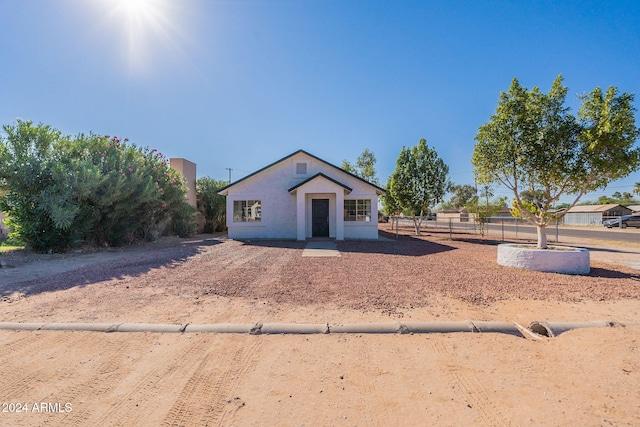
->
[170,158,208,232]
[437,208,469,222]
[627,205,640,213]
[563,204,632,226]
[169,158,197,208]
[217,150,385,240]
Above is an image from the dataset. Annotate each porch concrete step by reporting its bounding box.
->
[302,241,341,257]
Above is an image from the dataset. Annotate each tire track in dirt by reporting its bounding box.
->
[352,340,389,427]
[43,335,154,427]
[162,337,262,427]
[256,247,298,293]
[88,335,215,427]
[199,242,270,271]
[0,332,86,400]
[217,339,263,425]
[0,332,80,362]
[431,340,511,427]
[165,243,276,292]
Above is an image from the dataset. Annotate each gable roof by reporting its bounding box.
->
[288,173,353,194]
[217,149,386,196]
[566,204,629,213]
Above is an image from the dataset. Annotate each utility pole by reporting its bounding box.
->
[225,168,232,184]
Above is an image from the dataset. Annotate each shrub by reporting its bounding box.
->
[0,120,196,251]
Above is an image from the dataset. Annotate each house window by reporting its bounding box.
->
[344,199,371,222]
[296,162,307,175]
[233,200,262,222]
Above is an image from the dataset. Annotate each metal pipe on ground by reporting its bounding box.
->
[41,322,120,332]
[115,323,186,333]
[0,321,636,337]
[470,321,523,337]
[184,323,255,334]
[260,323,329,335]
[403,321,476,334]
[329,322,403,334]
[527,321,640,337]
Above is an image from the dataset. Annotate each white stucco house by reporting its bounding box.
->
[217,150,385,241]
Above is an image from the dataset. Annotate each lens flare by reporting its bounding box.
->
[98,0,190,74]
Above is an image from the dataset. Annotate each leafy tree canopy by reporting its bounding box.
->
[342,148,379,185]
[387,138,450,234]
[441,184,476,209]
[196,177,227,233]
[472,75,640,248]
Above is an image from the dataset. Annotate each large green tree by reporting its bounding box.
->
[473,75,640,249]
[442,184,476,209]
[387,139,450,234]
[341,148,379,185]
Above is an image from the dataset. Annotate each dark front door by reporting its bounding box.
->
[312,199,330,237]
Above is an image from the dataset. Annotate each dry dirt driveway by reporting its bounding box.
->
[0,229,639,426]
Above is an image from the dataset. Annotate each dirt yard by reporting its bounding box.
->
[1,227,639,426]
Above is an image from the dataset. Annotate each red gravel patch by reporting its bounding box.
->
[4,229,640,313]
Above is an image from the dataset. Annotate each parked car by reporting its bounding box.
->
[603,215,640,228]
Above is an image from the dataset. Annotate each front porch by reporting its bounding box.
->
[288,173,352,241]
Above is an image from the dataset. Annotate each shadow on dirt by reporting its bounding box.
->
[0,238,222,298]
[238,240,307,250]
[338,230,457,256]
[588,267,640,280]
[237,230,457,257]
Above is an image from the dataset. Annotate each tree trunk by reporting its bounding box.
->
[413,213,424,235]
[537,224,547,249]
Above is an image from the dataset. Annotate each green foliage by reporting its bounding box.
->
[442,184,476,209]
[171,203,198,238]
[380,183,401,216]
[387,139,450,234]
[196,177,227,233]
[0,121,81,251]
[466,195,507,237]
[591,192,638,206]
[472,75,640,248]
[342,148,379,185]
[0,120,195,252]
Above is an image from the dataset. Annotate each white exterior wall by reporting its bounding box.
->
[343,191,379,239]
[225,161,298,239]
[225,152,380,240]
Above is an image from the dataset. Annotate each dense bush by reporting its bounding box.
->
[196,177,227,233]
[0,120,196,252]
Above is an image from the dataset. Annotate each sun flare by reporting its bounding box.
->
[101,0,183,73]
[120,0,154,16]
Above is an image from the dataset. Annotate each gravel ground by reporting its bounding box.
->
[2,227,640,427]
[2,227,639,316]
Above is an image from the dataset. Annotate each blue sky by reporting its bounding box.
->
[2,0,640,204]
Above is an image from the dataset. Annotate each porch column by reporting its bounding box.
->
[296,190,306,241]
[335,190,344,241]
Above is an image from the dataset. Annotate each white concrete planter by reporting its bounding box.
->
[497,244,590,275]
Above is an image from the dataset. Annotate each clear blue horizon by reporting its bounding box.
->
[2,0,639,205]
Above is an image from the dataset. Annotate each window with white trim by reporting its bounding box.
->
[233,200,262,222]
[295,162,307,175]
[344,199,371,222]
